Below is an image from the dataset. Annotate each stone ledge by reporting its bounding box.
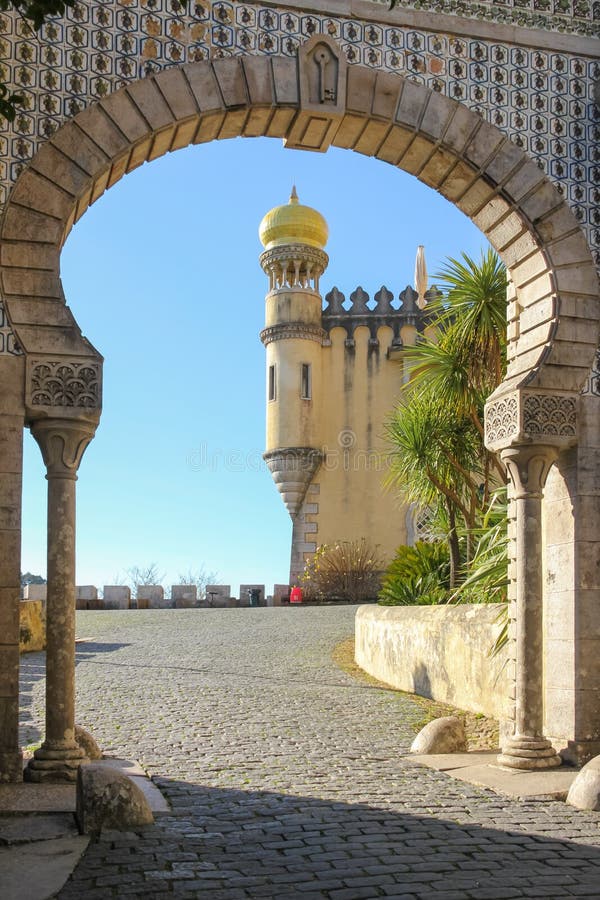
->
[405,750,578,801]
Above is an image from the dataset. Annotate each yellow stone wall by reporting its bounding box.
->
[283,319,435,581]
[19,600,46,653]
[313,325,409,563]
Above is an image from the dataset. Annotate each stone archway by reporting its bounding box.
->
[2,48,597,386]
[0,41,598,781]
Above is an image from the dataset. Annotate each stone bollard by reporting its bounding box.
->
[76,764,153,835]
[410,716,467,754]
[567,756,600,811]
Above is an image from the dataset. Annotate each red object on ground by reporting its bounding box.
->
[290,586,303,604]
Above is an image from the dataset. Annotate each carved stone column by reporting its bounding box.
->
[497,445,562,770]
[25,417,96,783]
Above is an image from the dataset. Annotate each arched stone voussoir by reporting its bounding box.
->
[125,76,178,133]
[0,54,597,403]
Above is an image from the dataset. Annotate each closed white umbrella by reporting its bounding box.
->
[414,244,428,309]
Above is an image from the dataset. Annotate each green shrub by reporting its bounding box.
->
[378,541,451,606]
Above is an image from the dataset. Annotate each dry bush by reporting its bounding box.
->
[301,539,384,602]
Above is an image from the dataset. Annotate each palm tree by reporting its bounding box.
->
[435,249,507,392]
[385,248,508,587]
[385,390,482,586]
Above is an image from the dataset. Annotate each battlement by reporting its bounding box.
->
[321,285,442,344]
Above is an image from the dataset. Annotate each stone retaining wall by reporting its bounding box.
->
[355,603,510,720]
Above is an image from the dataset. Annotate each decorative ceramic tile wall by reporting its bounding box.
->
[369,0,597,35]
[0,1,597,263]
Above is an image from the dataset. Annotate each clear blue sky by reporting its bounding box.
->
[20,137,489,594]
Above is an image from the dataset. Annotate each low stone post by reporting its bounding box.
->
[25,417,97,783]
[497,445,561,770]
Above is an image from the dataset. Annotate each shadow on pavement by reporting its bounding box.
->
[57,777,600,899]
[75,642,132,659]
[18,644,132,747]
[18,652,46,746]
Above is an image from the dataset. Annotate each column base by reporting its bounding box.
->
[24,744,87,783]
[0,749,24,783]
[497,736,562,770]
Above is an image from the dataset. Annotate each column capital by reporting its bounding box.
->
[501,444,559,500]
[30,417,97,480]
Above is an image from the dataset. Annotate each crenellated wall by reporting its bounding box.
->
[288,283,437,580]
[322,283,441,343]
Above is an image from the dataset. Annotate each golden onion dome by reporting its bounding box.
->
[259,186,328,251]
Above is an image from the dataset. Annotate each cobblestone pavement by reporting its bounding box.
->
[19,607,600,899]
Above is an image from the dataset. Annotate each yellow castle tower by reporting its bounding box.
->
[259,187,328,521]
[260,190,435,583]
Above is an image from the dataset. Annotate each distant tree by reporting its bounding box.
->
[112,563,165,599]
[177,567,218,601]
[20,571,46,586]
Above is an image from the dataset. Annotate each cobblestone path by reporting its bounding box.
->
[19,607,600,899]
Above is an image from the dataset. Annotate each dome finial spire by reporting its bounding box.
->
[259,188,328,250]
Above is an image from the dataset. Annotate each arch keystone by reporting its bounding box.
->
[285,35,346,152]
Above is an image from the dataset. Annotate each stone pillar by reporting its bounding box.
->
[0,354,25,782]
[25,417,96,783]
[497,445,562,770]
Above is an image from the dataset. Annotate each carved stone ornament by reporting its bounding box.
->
[0,299,22,355]
[484,395,519,446]
[260,245,329,273]
[260,323,327,346]
[523,394,577,438]
[485,390,578,452]
[285,35,347,153]
[581,349,600,397]
[301,38,343,109]
[27,357,102,411]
